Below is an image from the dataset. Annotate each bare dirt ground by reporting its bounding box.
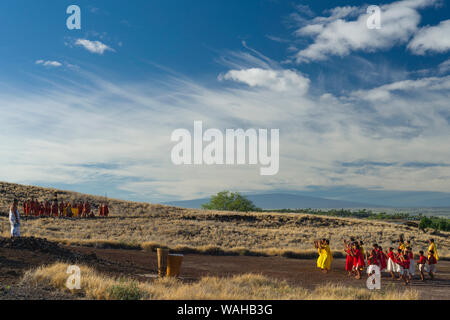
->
[1,237,448,300]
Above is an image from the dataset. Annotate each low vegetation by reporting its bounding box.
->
[23,263,419,300]
[109,279,149,300]
[419,216,450,232]
[201,191,261,212]
[266,209,450,232]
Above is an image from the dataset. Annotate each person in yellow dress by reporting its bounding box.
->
[316,239,333,273]
[71,201,79,217]
[316,239,324,269]
[398,238,406,253]
[428,239,439,262]
[324,240,333,270]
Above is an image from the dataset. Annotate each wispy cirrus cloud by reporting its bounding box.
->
[351,75,450,101]
[438,59,450,74]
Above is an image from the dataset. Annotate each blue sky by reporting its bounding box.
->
[0,0,449,204]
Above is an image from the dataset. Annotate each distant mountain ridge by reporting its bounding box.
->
[164,193,380,209]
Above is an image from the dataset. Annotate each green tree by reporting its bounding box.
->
[419,217,433,230]
[201,191,261,212]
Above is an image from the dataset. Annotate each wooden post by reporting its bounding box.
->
[157,248,169,278]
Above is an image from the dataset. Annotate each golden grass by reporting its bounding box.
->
[23,263,419,300]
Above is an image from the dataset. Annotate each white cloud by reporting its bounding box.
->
[408,19,450,54]
[219,68,310,93]
[294,0,438,62]
[438,59,450,74]
[35,60,62,67]
[75,39,114,54]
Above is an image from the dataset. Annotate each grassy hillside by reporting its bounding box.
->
[1,182,449,258]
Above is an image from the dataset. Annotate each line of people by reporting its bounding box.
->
[8,198,110,238]
[343,236,439,285]
[22,198,109,218]
[315,236,440,286]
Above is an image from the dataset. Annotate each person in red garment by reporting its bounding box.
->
[426,250,437,280]
[36,200,41,216]
[367,249,381,282]
[386,247,397,279]
[417,251,427,282]
[83,201,91,218]
[401,253,410,285]
[42,201,46,216]
[51,200,59,217]
[59,200,65,217]
[98,202,109,217]
[343,238,355,276]
[44,200,52,217]
[36,200,42,217]
[30,198,36,216]
[352,242,365,280]
[395,249,405,281]
[77,202,83,218]
[103,202,109,217]
[26,200,32,216]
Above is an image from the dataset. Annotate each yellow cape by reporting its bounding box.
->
[428,243,439,261]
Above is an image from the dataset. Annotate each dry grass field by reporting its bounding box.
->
[24,263,419,300]
[1,182,449,258]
